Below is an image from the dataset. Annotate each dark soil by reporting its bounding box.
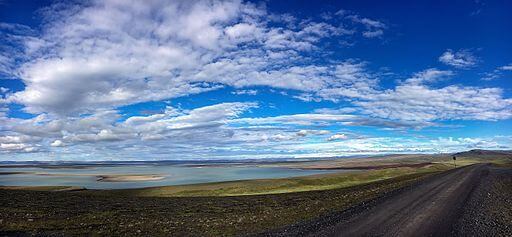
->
[2,164,510,237]
[454,165,512,236]
[261,163,512,237]
[0,172,433,236]
[305,162,433,170]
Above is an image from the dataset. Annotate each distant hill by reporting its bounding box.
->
[454,149,512,157]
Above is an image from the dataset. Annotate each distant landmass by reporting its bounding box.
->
[454,149,512,157]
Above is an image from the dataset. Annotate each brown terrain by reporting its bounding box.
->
[262,163,512,236]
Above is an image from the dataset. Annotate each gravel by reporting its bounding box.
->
[454,166,512,236]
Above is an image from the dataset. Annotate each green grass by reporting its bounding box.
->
[105,163,451,197]
[101,153,511,198]
[437,156,512,167]
[2,153,510,236]
[0,171,439,236]
[4,153,507,198]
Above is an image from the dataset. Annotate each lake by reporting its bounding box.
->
[0,163,341,189]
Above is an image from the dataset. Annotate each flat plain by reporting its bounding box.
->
[1,149,511,236]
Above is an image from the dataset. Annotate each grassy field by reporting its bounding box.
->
[0,170,439,236]
[98,150,511,197]
[1,150,511,236]
[0,163,452,197]
[106,163,450,197]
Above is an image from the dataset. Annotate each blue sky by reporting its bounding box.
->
[0,0,511,161]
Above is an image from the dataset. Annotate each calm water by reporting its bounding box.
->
[0,164,340,189]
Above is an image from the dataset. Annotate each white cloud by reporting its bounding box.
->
[225,23,259,40]
[0,135,41,143]
[404,68,454,85]
[272,136,512,158]
[0,143,39,153]
[358,18,386,29]
[296,129,330,137]
[327,133,348,141]
[4,0,361,115]
[233,113,358,126]
[499,64,512,71]
[0,101,441,158]
[315,66,512,123]
[439,49,478,68]
[232,111,430,129]
[293,93,322,102]
[362,29,384,38]
[0,102,259,156]
[481,63,512,80]
[354,84,512,122]
[1,101,511,159]
[50,140,64,147]
[66,129,135,143]
[1,1,511,161]
[314,107,358,114]
[232,89,258,95]
[346,14,386,38]
[1,143,28,150]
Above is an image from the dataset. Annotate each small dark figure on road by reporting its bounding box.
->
[453,156,457,168]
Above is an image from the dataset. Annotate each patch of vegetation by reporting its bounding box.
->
[0,171,438,236]
[437,154,512,167]
[106,163,451,197]
[2,153,510,236]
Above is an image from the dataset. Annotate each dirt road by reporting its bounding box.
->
[266,163,512,236]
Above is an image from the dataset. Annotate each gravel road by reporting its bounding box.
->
[264,163,512,237]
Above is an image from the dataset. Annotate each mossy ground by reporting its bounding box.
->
[110,163,450,197]
[1,154,510,236]
[1,169,439,236]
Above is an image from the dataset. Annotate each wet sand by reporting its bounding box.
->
[0,171,165,183]
[96,175,165,182]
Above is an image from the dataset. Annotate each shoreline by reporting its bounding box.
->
[96,175,165,182]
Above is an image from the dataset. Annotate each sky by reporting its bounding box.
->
[0,0,511,161]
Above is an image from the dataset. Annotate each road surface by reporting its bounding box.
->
[265,163,512,236]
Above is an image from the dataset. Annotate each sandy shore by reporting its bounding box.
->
[0,171,32,175]
[0,171,165,183]
[96,175,165,182]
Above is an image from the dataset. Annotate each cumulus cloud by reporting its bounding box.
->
[327,133,348,141]
[1,101,511,159]
[404,68,454,85]
[273,136,512,158]
[3,0,361,115]
[0,143,39,153]
[314,107,359,114]
[233,113,359,126]
[482,63,512,80]
[0,100,440,158]
[232,111,431,129]
[439,49,478,68]
[346,14,387,38]
[314,66,512,123]
[232,89,258,95]
[6,1,505,124]
[1,102,258,156]
[296,129,330,137]
[50,140,64,147]
[362,30,384,38]
[1,1,511,160]
[354,85,512,122]
[293,93,322,102]
[499,64,512,71]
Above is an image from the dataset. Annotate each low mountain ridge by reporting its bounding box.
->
[454,149,512,157]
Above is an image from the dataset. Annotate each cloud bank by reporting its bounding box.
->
[0,0,511,160]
